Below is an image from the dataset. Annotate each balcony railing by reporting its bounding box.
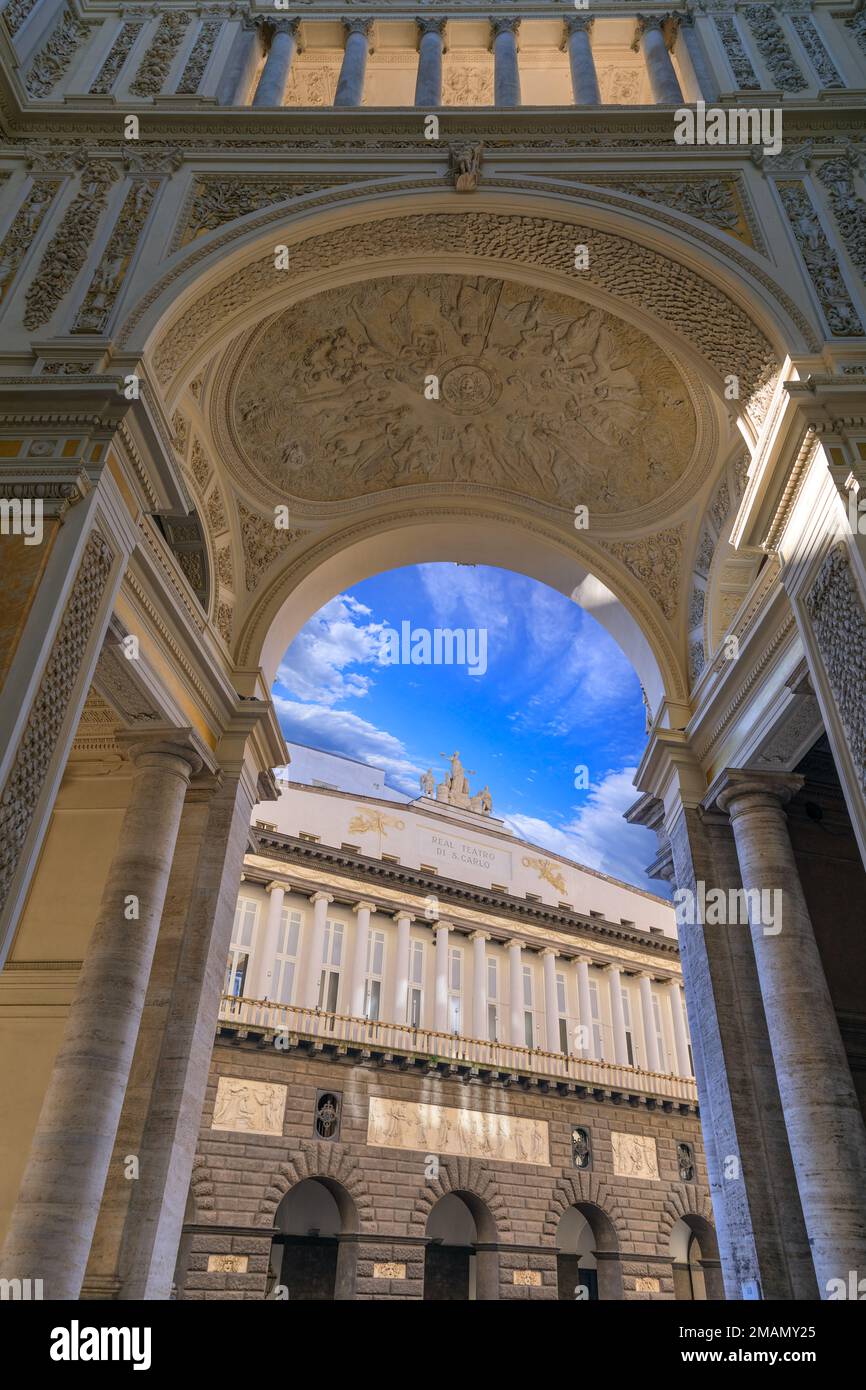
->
[217,994,698,1106]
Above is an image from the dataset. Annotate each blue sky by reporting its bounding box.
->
[272,563,664,894]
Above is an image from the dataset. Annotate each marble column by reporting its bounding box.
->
[542,948,560,1052]
[562,16,600,105]
[605,964,629,1066]
[414,17,445,107]
[334,18,373,108]
[508,938,523,1046]
[433,921,450,1032]
[668,979,692,1076]
[490,17,521,107]
[716,769,866,1294]
[348,900,373,1017]
[251,17,300,107]
[301,891,333,1008]
[634,16,684,104]
[251,880,285,999]
[0,729,202,1301]
[391,910,412,1023]
[216,15,265,105]
[472,931,488,1040]
[675,12,718,101]
[638,972,661,1071]
[576,956,593,1058]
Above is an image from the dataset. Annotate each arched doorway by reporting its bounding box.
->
[555,1202,623,1300]
[670,1215,723,1301]
[424,1191,498,1300]
[271,1177,358,1300]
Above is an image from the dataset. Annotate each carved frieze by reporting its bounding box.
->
[24,7,89,98]
[89,20,146,95]
[72,180,158,334]
[176,17,223,95]
[611,1131,659,1179]
[583,175,759,248]
[368,1096,550,1165]
[206,485,227,533]
[789,15,844,89]
[177,176,343,247]
[743,6,807,92]
[130,11,191,97]
[0,531,114,917]
[712,15,760,90]
[155,214,778,433]
[0,180,61,306]
[776,181,863,337]
[1,0,39,36]
[23,163,117,331]
[215,599,233,643]
[237,500,299,592]
[845,10,866,59]
[601,525,685,620]
[442,56,494,106]
[229,274,697,514]
[211,1076,287,1135]
[189,436,210,490]
[284,58,339,107]
[804,544,866,796]
[817,159,866,284]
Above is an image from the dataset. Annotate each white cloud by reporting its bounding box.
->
[504,767,666,895]
[275,593,386,707]
[273,695,424,797]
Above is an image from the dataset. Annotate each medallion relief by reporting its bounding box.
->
[227,274,697,515]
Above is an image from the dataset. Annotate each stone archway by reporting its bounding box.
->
[545,1176,626,1301]
[669,1214,723,1301]
[423,1188,500,1301]
[271,1177,360,1301]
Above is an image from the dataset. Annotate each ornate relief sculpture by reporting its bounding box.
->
[230,274,697,513]
[179,177,336,245]
[742,6,807,91]
[368,1096,550,1165]
[521,855,567,894]
[776,182,863,337]
[177,16,223,95]
[0,531,114,917]
[211,1077,286,1135]
[0,180,60,304]
[711,15,760,89]
[89,20,146,95]
[24,7,89,97]
[24,163,117,330]
[72,181,157,334]
[1,0,39,36]
[805,545,866,796]
[130,11,190,97]
[450,143,483,193]
[817,159,866,283]
[845,9,866,58]
[789,15,844,88]
[601,525,685,620]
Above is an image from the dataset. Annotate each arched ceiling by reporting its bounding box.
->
[219,273,698,517]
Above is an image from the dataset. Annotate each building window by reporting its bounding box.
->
[224,897,258,999]
[318,919,343,1014]
[523,964,535,1049]
[272,907,302,1004]
[487,956,500,1041]
[315,1090,341,1141]
[364,929,385,1021]
[571,1126,591,1170]
[620,986,636,1066]
[408,939,424,1026]
[556,971,569,1053]
[588,978,604,1059]
[448,946,463,1034]
[677,1141,696,1183]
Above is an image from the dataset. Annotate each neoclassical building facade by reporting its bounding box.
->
[0,0,865,1303]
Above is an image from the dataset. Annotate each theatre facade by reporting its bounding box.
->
[177,752,714,1300]
[0,0,865,1304]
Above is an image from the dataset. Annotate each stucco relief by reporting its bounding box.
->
[228,274,696,514]
[805,544,866,796]
[600,525,685,620]
[611,1131,659,1180]
[211,1076,287,1135]
[368,1096,550,1166]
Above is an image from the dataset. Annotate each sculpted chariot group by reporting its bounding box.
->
[419,750,493,816]
[233,274,696,511]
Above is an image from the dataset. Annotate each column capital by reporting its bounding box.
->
[309,891,334,906]
[632,13,678,51]
[353,899,375,915]
[507,936,524,951]
[116,726,204,778]
[435,918,451,933]
[416,15,447,41]
[470,929,490,942]
[712,769,805,818]
[393,909,414,924]
[265,879,286,895]
[269,16,301,39]
[489,15,520,46]
[343,16,375,39]
[638,970,657,981]
[562,14,595,45]
[602,960,622,973]
[541,946,557,958]
[575,954,593,966]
